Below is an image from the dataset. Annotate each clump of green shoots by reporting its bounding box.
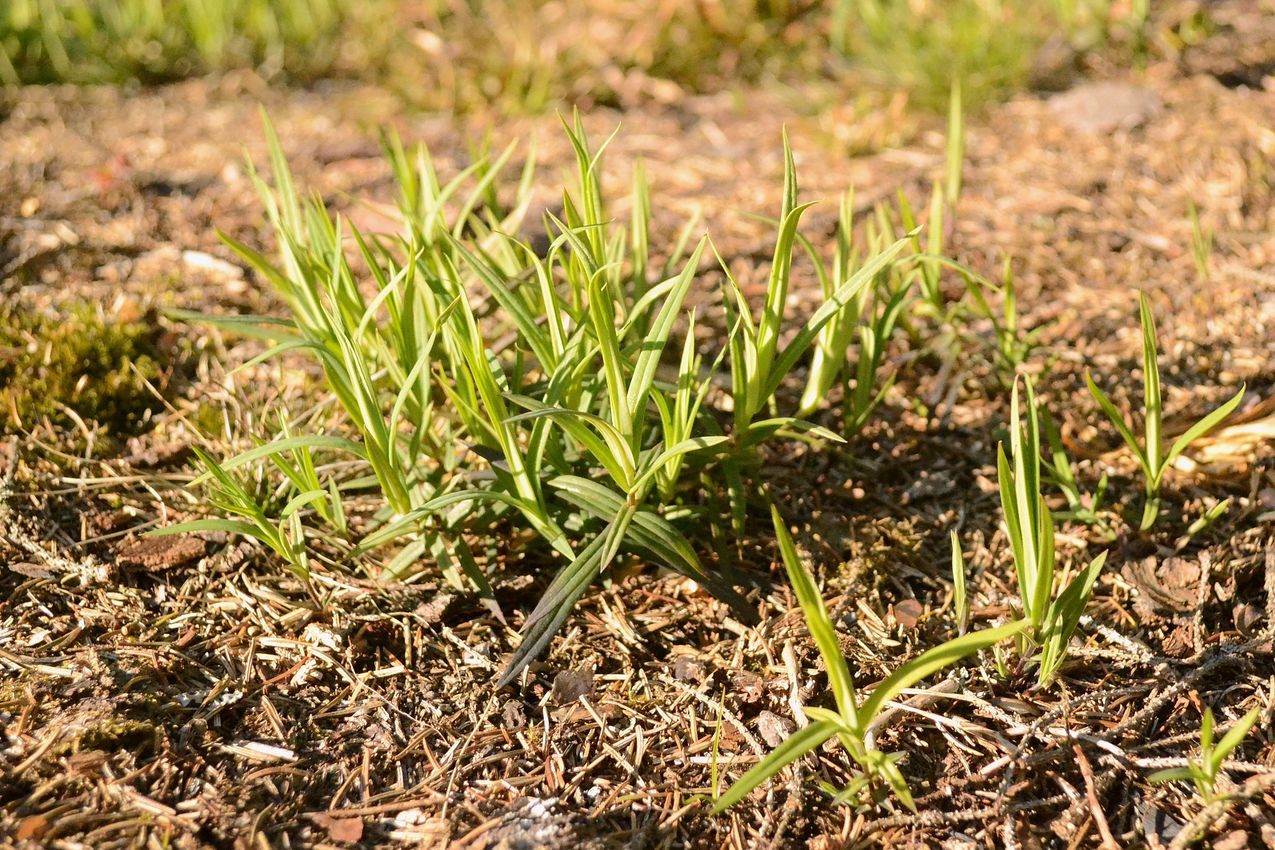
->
[158,447,314,579]
[1086,292,1245,530]
[1149,704,1263,803]
[711,503,1025,813]
[713,133,909,537]
[166,113,920,685]
[720,132,909,452]
[998,377,1108,687]
[795,190,912,436]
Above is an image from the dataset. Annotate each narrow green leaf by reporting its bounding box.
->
[506,397,636,490]
[771,503,858,725]
[147,518,260,538]
[1139,292,1163,477]
[497,507,634,687]
[1086,370,1149,474]
[950,531,968,635]
[627,241,705,418]
[710,719,840,814]
[1147,767,1196,785]
[1208,706,1261,775]
[879,753,916,812]
[1162,384,1246,474]
[857,619,1028,725]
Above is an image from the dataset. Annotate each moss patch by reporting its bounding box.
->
[0,305,164,435]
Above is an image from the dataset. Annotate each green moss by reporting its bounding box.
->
[0,305,164,435]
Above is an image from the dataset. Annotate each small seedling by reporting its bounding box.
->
[711,503,1026,813]
[1149,705,1262,803]
[999,377,1108,687]
[153,447,312,579]
[1086,292,1245,530]
[1188,201,1213,283]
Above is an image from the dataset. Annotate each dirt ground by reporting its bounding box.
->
[3,14,1275,850]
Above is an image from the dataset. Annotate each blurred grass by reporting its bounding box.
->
[1,0,1144,110]
[0,0,394,85]
[834,0,1132,109]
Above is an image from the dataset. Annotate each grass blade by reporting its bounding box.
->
[709,719,840,814]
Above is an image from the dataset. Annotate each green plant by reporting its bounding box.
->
[1085,292,1245,530]
[1188,201,1213,283]
[711,503,1026,812]
[998,377,1108,687]
[795,190,912,433]
[0,0,385,85]
[155,446,315,579]
[720,134,909,450]
[167,113,923,685]
[713,134,911,537]
[1149,705,1263,803]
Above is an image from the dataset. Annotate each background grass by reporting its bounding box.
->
[1,0,1145,110]
[0,0,395,85]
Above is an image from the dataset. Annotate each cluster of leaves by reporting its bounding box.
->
[0,0,390,85]
[163,94,1251,686]
[161,113,923,684]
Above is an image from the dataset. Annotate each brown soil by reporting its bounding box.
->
[3,19,1275,850]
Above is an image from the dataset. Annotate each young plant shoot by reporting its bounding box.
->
[711,504,1025,813]
[1086,292,1245,530]
[999,377,1108,687]
[1149,705,1263,803]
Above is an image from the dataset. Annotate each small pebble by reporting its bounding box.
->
[551,669,593,704]
[501,698,527,730]
[671,655,707,682]
[757,711,795,747]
